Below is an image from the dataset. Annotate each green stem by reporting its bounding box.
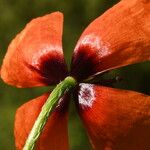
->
[23,76,77,150]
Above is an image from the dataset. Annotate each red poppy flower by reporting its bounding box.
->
[1,0,150,150]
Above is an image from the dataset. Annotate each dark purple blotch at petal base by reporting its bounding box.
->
[71,45,99,81]
[26,52,68,85]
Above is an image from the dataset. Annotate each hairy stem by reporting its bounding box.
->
[23,76,77,150]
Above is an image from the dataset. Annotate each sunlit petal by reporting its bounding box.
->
[1,12,68,88]
[76,83,150,150]
[14,93,69,150]
[71,0,150,81]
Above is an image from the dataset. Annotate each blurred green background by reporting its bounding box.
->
[0,0,149,149]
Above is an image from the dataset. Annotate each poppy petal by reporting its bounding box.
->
[76,83,150,150]
[1,12,68,88]
[14,93,69,150]
[71,0,150,81]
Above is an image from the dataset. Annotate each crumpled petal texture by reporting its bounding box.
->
[71,0,150,81]
[1,12,68,88]
[14,93,69,150]
[76,83,150,150]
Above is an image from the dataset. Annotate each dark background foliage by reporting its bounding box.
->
[0,0,149,149]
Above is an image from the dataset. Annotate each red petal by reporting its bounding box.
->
[71,0,150,81]
[76,83,150,150]
[1,12,68,88]
[14,93,69,150]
